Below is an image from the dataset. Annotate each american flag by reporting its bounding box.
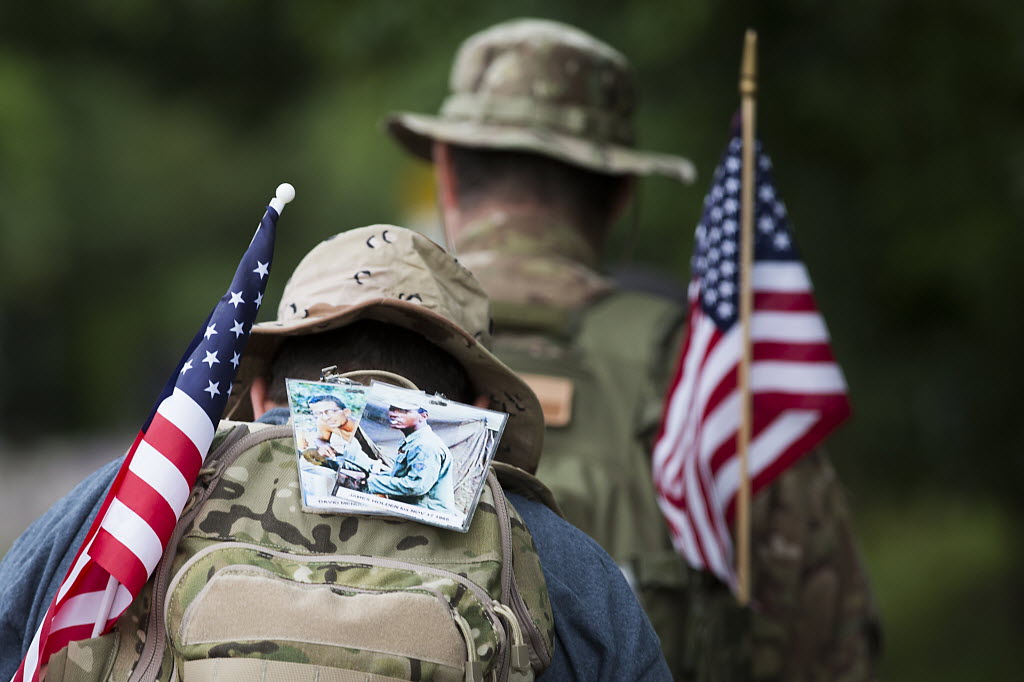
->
[652,136,850,587]
[13,200,281,681]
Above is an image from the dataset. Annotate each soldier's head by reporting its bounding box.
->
[307,394,350,428]
[386,18,694,257]
[227,225,544,473]
[387,402,428,432]
[267,321,474,406]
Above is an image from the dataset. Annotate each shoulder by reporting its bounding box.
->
[507,494,672,681]
[507,493,642,602]
[3,456,123,564]
[0,456,124,677]
[575,289,686,410]
[582,289,684,342]
[576,289,684,372]
[508,493,613,563]
[418,428,449,450]
[1,456,123,569]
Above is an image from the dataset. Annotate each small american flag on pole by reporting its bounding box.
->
[652,136,850,588]
[12,184,294,681]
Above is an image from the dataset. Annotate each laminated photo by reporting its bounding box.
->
[329,381,508,532]
[286,378,378,513]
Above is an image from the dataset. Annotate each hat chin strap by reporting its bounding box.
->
[333,369,419,391]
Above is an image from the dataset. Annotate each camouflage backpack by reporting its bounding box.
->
[45,421,556,682]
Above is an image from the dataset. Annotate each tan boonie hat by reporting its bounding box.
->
[386,397,421,412]
[387,18,695,183]
[228,225,544,473]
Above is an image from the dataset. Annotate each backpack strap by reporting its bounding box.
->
[576,290,685,380]
[126,421,287,682]
[576,290,685,439]
[485,471,553,672]
[491,461,563,518]
[491,300,582,341]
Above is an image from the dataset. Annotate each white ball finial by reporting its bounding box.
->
[276,183,295,204]
[269,183,295,214]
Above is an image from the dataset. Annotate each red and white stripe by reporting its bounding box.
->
[13,388,214,682]
[652,261,850,587]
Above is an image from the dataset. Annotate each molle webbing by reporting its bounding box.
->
[74,421,555,682]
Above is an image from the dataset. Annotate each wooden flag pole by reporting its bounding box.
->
[736,28,758,606]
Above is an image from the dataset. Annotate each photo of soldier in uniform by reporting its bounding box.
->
[365,397,458,513]
[313,381,511,530]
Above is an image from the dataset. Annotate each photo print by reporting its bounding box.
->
[289,379,508,530]
[299,380,510,531]
[286,378,375,513]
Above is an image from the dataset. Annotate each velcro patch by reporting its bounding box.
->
[518,373,574,427]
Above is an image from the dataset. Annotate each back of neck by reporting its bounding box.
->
[452,206,599,268]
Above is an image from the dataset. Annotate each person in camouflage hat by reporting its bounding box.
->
[388,18,695,184]
[0,225,673,680]
[387,17,881,681]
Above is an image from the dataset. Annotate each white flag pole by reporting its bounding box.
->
[91,573,118,637]
[89,183,295,636]
[269,183,296,215]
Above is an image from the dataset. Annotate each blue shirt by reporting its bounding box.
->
[0,411,670,681]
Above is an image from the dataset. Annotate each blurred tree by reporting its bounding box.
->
[1,4,1022,677]
[1,0,1021,494]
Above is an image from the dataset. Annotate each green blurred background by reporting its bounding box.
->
[1,2,1021,679]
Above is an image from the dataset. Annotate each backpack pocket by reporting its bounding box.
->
[165,542,509,682]
[40,632,118,682]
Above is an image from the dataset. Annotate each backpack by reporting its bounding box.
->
[45,421,556,682]
[490,290,751,681]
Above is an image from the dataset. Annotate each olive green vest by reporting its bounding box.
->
[490,290,751,681]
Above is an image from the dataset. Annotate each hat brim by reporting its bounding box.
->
[386,112,696,184]
[226,298,545,474]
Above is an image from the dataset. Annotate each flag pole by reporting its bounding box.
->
[91,574,119,637]
[86,183,295,638]
[736,28,758,606]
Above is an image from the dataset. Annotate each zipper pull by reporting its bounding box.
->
[493,602,530,671]
[452,608,484,682]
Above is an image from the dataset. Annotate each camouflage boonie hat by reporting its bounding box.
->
[227,225,544,473]
[387,18,696,183]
